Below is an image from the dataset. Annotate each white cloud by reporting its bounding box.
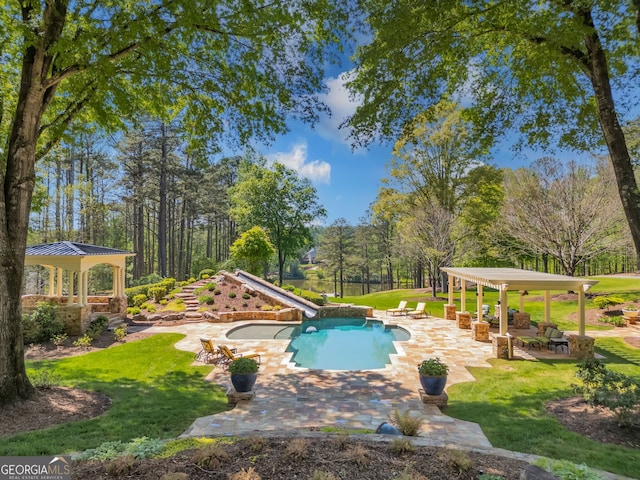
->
[267,141,331,184]
[316,71,363,146]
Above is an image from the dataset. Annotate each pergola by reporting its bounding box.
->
[441,267,599,336]
[25,241,134,306]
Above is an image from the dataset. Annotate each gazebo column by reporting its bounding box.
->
[47,267,55,296]
[77,271,84,306]
[67,271,75,305]
[82,270,89,306]
[112,266,119,296]
[56,268,63,296]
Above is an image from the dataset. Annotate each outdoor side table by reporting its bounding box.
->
[549,337,569,353]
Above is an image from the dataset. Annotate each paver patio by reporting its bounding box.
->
[142,311,638,454]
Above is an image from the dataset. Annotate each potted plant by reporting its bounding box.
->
[228,356,259,392]
[418,357,449,396]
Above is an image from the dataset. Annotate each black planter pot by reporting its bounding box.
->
[419,374,447,396]
[230,373,257,392]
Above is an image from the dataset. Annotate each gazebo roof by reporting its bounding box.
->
[25,241,134,271]
[441,267,598,291]
[26,241,131,257]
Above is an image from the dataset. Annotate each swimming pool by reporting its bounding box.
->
[226,317,410,370]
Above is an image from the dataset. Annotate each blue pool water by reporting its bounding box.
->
[226,317,410,370]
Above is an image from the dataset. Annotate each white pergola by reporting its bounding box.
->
[441,267,599,336]
[25,241,134,306]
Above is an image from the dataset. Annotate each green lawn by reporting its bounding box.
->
[447,337,640,479]
[0,334,227,456]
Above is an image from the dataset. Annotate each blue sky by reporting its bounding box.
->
[255,69,547,226]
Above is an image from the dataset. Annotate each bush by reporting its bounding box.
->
[534,458,603,480]
[73,334,93,349]
[199,269,215,279]
[242,293,251,300]
[113,325,128,342]
[159,299,168,306]
[51,333,67,346]
[214,288,222,295]
[573,359,640,427]
[127,307,141,315]
[199,295,215,305]
[228,357,259,374]
[133,294,148,307]
[22,313,41,344]
[228,291,237,299]
[207,283,217,291]
[390,409,423,436]
[147,304,156,313]
[30,302,64,343]
[87,315,109,339]
[29,368,60,389]
[593,296,625,310]
[261,305,273,311]
[149,286,167,303]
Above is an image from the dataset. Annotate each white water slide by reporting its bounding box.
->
[234,270,318,318]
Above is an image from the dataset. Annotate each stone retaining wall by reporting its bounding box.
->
[318,305,373,318]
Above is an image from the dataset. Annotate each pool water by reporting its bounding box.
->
[226,317,410,370]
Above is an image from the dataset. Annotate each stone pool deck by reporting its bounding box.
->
[140,312,637,479]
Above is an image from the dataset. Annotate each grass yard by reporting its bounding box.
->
[0,334,227,456]
[446,337,640,478]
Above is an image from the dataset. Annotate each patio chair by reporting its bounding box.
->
[195,338,217,363]
[218,344,261,367]
[386,300,408,316]
[407,302,427,319]
[535,327,567,351]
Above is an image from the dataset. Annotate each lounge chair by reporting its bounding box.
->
[196,338,218,363]
[387,301,408,316]
[407,302,427,319]
[218,344,261,367]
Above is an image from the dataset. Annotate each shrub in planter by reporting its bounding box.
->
[229,357,259,392]
[418,357,449,396]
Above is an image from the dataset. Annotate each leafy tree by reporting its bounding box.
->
[317,218,354,298]
[347,1,640,268]
[383,103,503,290]
[230,226,275,277]
[229,160,326,285]
[0,1,348,404]
[499,157,626,276]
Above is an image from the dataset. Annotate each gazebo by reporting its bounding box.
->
[23,241,135,333]
[441,267,599,359]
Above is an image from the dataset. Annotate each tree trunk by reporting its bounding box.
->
[582,11,640,270]
[158,123,168,277]
[0,1,67,400]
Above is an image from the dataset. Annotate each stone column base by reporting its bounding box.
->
[569,335,595,360]
[456,312,471,329]
[513,312,530,329]
[419,390,448,409]
[444,304,457,320]
[493,335,513,359]
[472,321,490,341]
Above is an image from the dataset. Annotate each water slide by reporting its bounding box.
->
[234,270,318,318]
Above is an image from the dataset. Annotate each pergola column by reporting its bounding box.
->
[447,274,454,305]
[499,284,509,336]
[544,290,551,323]
[476,284,484,321]
[460,279,467,312]
[578,286,586,336]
